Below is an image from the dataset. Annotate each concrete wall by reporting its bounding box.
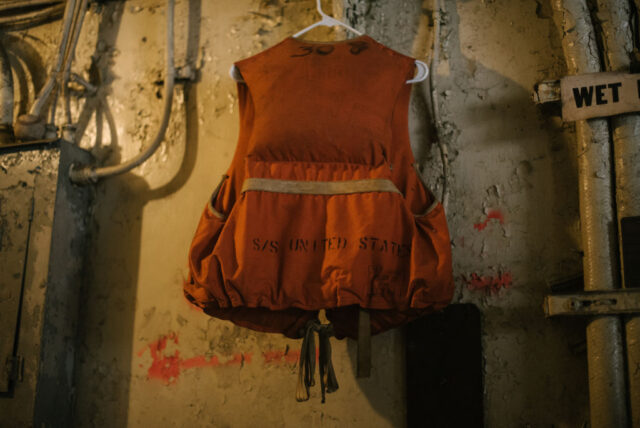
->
[7,0,590,426]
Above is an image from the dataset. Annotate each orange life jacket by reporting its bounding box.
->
[184,34,454,341]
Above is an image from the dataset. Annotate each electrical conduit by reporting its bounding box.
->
[594,1,640,425]
[69,0,175,184]
[14,0,77,140]
[551,0,628,426]
[0,41,14,144]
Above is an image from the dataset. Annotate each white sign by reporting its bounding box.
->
[561,72,640,121]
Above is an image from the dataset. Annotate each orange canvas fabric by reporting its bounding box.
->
[184,34,454,339]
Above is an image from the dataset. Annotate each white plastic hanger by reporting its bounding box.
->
[229,0,428,84]
[292,0,362,38]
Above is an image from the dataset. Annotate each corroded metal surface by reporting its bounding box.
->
[552,0,628,426]
[0,41,14,144]
[594,1,640,424]
[0,141,91,426]
[0,183,33,392]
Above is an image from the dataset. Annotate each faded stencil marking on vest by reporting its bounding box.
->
[290,41,369,58]
[251,235,410,257]
[368,264,408,299]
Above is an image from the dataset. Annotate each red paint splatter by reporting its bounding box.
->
[145,332,180,384]
[180,354,220,369]
[137,332,254,385]
[137,331,315,385]
[464,271,513,294]
[474,210,505,231]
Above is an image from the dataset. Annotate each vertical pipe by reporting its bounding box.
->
[63,0,89,134]
[14,0,76,140]
[0,40,14,144]
[595,1,640,425]
[551,1,628,427]
[69,0,175,184]
[30,0,76,118]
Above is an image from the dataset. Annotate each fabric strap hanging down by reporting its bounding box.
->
[296,320,339,403]
[357,308,372,378]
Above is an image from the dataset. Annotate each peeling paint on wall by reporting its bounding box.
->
[2,0,592,426]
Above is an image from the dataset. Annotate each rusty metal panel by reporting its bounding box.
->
[0,141,91,426]
[0,185,33,392]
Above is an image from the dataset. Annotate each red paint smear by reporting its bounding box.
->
[139,333,254,385]
[181,354,220,369]
[139,333,312,385]
[474,210,505,231]
[464,272,513,294]
[147,335,181,384]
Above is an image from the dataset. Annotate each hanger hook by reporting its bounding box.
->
[316,0,327,17]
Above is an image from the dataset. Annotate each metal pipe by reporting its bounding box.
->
[594,1,640,425]
[69,0,175,184]
[429,0,449,210]
[70,72,96,95]
[0,41,15,144]
[14,0,76,140]
[0,3,65,32]
[551,1,628,426]
[28,0,74,114]
[62,0,89,141]
[0,0,63,12]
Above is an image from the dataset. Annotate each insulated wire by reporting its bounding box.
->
[0,3,64,32]
[429,0,449,210]
[69,0,175,183]
[28,0,76,118]
[62,0,88,128]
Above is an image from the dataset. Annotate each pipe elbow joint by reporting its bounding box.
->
[14,113,46,140]
[69,162,98,185]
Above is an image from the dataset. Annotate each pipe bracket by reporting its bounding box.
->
[544,289,640,316]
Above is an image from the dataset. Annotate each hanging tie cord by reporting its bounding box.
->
[296,320,339,403]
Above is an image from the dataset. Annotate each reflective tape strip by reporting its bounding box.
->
[241,177,402,195]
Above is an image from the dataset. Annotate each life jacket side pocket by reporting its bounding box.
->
[405,168,455,307]
[206,174,230,220]
[185,175,232,308]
